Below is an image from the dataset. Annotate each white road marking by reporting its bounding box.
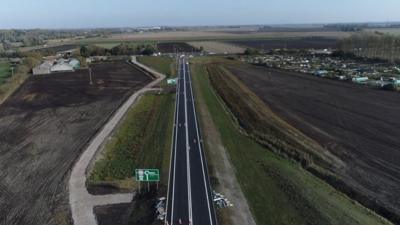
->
[187,61,214,225]
[168,57,182,225]
[183,58,193,224]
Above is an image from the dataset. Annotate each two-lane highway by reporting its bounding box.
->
[166,56,217,225]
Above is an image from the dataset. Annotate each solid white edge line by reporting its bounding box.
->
[184,58,194,224]
[165,56,181,225]
[187,61,215,225]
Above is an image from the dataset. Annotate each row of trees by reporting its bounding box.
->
[338,32,400,62]
[0,29,121,48]
[80,43,155,57]
[0,52,42,101]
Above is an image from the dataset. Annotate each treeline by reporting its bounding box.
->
[338,32,400,62]
[0,52,42,102]
[0,29,117,48]
[324,24,367,32]
[80,43,155,57]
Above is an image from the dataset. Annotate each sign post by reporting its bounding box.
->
[135,169,160,192]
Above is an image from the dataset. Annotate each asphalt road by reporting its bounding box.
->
[166,56,217,225]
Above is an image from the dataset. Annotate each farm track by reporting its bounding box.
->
[0,61,151,225]
[226,64,400,223]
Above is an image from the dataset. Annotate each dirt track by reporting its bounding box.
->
[0,61,151,225]
[227,64,400,223]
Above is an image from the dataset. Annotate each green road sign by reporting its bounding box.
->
[135,169,160,182]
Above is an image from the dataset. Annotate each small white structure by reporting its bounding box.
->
[352,76,369,83]
[68,58,80,69]
[51,62,74,73]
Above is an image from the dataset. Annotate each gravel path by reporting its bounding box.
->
[69,58,166,225]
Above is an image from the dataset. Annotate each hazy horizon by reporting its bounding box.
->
[1,0,400,29]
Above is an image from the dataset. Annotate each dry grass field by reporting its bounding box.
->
[109,31,350,41]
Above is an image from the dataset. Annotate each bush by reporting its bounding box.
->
[244,48,260,55]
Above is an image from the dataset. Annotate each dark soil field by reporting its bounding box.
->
[227,37,338,50]
[156,42,199,53]
[33,44,80,53]
[95,191,157,225]
[226,64,400,223]
[0,61,152,225]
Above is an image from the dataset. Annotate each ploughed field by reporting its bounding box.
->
[156,42,199,53]
[33,44,80,53]
[227,65,400,223]
[0,61,152,225]
[227,37,338,50]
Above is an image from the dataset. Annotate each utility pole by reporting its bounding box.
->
[11,67,14,76]
[89,67,93,85]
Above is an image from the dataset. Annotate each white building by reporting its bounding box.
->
[32,61,53,75]
[51,62,74,73]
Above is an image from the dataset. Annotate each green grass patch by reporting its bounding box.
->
[0,61,11,84]
[190,56,391,225]
[89,93,175,187]
[137,56,176,78]
[93,42,121,49]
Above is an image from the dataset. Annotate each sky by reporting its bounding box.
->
[0,0,400,29]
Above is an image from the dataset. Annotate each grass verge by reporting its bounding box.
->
[190,56,392,225]
[0,61,11,83]
[88,93,175,190]
[137,56,176,78]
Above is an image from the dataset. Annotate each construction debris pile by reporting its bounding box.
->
[155,197,166,221]
[154,191,233,221]
[213,191,233,209]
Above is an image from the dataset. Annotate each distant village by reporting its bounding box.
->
[242,49,400,90]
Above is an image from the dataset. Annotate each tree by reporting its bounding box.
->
[244,48,260,55]
[22,52,42,68]
[76,56,87,68]
[80,46,89,57]
[141,45,155,55]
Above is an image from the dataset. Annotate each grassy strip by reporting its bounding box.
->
[89,93,175,188]
[190,57,391,225]
[94,42,121,49]
[137,56,176,78]
[0,54,41,104]
[0,61,11,83]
